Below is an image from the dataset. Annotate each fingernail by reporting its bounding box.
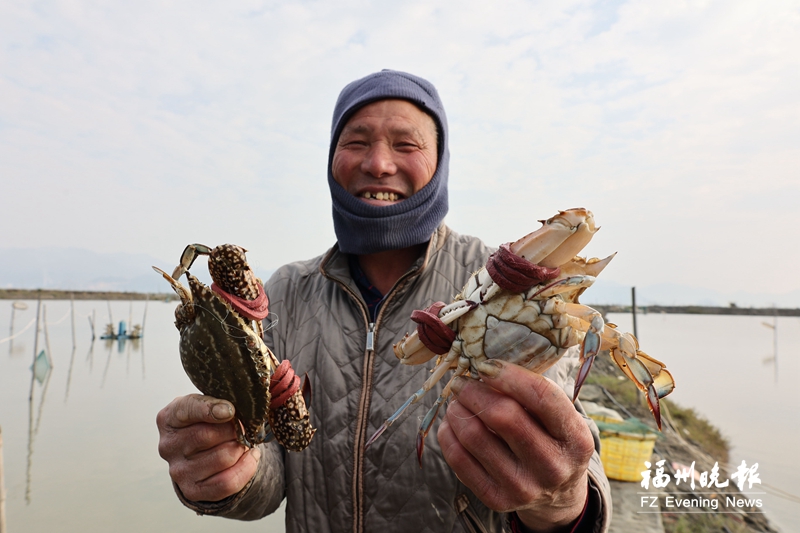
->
[476,359,504,378]
[211,402,233,420]
[450,376,466,394]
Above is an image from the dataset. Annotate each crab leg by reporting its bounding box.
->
[600,328,673,429]
[152,266,191,302]
[546,299,674,428]
[414,370,466,467]
[545,300,604,400]
[603,336,675,400]
[574,330,600,400]
[152,266,197,326]
[366,347,459,449]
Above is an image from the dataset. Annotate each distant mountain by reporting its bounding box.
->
[0,247,274,294]
[1,247,797,308]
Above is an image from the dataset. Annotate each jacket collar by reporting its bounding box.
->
[319,223,449,291]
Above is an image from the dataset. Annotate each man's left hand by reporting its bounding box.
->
[437,359,594,533]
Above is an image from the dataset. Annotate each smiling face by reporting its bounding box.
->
[331,99,439,206]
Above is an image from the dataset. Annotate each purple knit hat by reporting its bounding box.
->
[328,70,450,255]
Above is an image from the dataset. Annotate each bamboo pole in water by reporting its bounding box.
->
[43,305,53,367]
[71,294,77,350]
[32,299,42,386]
[0,425,6,533]
[88,309,96,341]
[142,294,149,334]
[8,304,16,356]
[631,286,638,339]
[773,306,778,383]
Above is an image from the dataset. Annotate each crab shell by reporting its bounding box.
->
[178,272,274,447]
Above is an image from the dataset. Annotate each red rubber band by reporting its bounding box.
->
[270,360,300,408]
[411,301,455,355]
[486,243,561,293]
[211,282,269,321]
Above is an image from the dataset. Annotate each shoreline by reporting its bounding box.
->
[590,304,800,317]
[0,288,172,301]
[2,289,797,316]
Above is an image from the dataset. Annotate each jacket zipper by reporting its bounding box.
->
[317,272,376,533]
[352,273,424,533]
[366,322,375,351]
[321,243,435,533]
[339,274,420,533]
[318,276,371,533]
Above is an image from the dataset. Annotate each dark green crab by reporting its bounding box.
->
[153,244,315,451]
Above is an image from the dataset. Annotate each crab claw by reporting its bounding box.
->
[559,253,616,279]
[510,208,599,269]
[394,300,474,364]
[172,243,213,280]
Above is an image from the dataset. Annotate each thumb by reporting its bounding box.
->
[168,394,235,427]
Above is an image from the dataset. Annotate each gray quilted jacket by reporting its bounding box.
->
[180,224,611,532]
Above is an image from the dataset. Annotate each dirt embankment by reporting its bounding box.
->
[585,357,778,533]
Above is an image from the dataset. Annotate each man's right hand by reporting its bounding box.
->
[157,394,260,502]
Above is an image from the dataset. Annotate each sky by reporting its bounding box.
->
[1,0,799,299]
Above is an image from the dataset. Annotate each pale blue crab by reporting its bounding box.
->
[366,208,675,463]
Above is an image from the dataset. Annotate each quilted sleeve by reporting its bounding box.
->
[173,440,286,520]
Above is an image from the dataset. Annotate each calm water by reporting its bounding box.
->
[605,311,800,533]
[0,302,797,532]
[0,300,284,532]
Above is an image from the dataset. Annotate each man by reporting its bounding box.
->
[157,70,611,532]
